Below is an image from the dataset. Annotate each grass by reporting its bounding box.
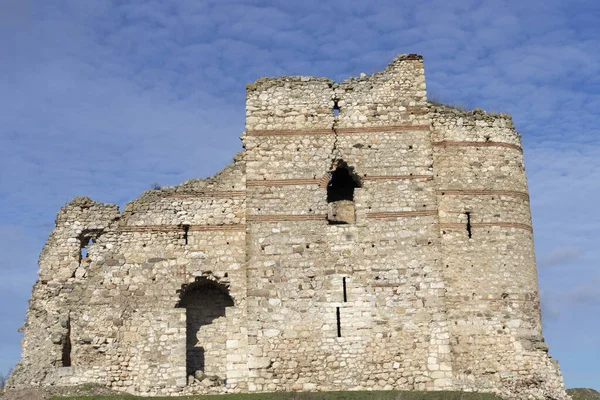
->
[567,388,600,400]
[427,94,470,112]
[50,390,503,400]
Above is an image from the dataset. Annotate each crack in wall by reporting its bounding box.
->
[330,97,341,171]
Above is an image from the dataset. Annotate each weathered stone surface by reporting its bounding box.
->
[327,200,355,224]
[7,54,569,400]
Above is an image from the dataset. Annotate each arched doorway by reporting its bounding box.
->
[177,279,234,377]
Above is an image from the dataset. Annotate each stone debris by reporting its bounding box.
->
[6,54,570,400]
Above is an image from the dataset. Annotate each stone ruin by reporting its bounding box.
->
[7,54,570,399]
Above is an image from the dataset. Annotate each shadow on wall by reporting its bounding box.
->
[327,160,361,203]
[177,279,234,376]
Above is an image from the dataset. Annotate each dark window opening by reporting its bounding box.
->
[177,279,233,377]
[62,317,72,367]
[327,160,361,203]
[466,212,472,238]
[342,277,347,302]
[182,224,190,246]
[328,219,349,226]
[336,307,341,337]
[333,100,340,117]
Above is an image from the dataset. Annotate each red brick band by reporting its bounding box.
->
[247,174,433,187]
[160,191,245,199]
[366,210,438,219]
[362,175,433,181]
[245,124,430,136]
[336,125,430,134]
[474,222,533,232]
[432,141,522,153]
[485,298,537,303]
[247,214,327,222]
[447,295,536,303]
[247,178,328,187]
[119,225,182,233]
[438,189,529,201]
[246,128,333,136]
[439,223,465,230]
[119,224,245,233]
[439,222,532,232]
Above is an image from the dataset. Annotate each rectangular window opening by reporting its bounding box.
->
[342,277,347,302]
[336,307,341,337]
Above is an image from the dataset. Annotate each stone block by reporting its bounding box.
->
[327,201,355,224]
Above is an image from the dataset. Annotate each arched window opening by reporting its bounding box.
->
[177,279,234,379]
[327,160,361,203]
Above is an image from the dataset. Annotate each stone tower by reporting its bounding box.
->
[8,55,569,400]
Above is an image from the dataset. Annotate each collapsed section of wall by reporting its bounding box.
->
[8,197,120,387]
[8,161,250,396]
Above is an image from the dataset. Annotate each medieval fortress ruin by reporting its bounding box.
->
[8,55,569,399]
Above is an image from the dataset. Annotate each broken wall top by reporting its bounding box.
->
[245,54,428,132]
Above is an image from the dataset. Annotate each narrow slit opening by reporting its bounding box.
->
[342,277,347,302]
[336,307,341,337]
[183,225,190,246]
[466,212,472,238]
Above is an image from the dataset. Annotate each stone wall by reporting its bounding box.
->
[8,55,569,400]
[8,162,249,395]
[243,55,451,392]
[430,106,568,399]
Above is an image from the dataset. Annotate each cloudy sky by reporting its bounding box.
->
[1,0,598,390]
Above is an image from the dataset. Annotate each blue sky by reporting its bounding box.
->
[1,0,598,389]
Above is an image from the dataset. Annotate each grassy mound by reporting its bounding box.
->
[567,388,600,400]
[48,390,502,400]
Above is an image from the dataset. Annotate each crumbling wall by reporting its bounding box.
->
[8,161,249,396]
[7,197,120,387]
[430,105,569,400]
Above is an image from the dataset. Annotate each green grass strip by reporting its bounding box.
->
[51,390,503,400]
